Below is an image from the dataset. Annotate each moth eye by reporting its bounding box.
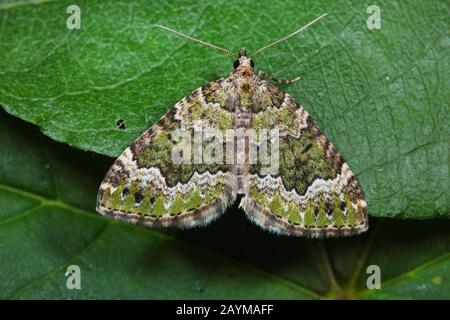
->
[233,60,240,69]
[250,60,255,68]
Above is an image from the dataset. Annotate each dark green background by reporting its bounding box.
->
[0,0,448,299]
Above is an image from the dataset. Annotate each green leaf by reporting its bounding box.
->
[1,110,449,299]
[0,0,448,219]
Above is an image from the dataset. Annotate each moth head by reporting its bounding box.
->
[233,48,255,74]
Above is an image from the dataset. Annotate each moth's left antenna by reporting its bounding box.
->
[153,24,236,58]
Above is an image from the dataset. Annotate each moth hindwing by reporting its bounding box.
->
[97,51,368,238]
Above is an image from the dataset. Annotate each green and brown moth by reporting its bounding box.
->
[96,14,368,238]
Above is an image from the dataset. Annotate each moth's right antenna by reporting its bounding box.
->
[153,24,236,58]
[253,13,328,57]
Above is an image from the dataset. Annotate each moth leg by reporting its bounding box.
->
[258,70,301,84]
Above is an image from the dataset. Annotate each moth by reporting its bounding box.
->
[97,14,368,238]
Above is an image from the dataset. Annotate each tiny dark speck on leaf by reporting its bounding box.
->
[116,119,126,130]
[197,287,205,293]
